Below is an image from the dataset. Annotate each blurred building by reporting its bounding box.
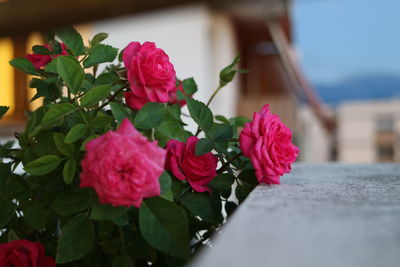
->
[0,0,332,159]
[338,99,400,163]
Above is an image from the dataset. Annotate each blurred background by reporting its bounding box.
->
[0,0,399,163]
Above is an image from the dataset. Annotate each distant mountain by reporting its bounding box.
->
[314,74,400,106]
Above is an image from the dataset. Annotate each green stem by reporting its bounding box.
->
[217,152,242,174]
[206,85,223,107]
[94,86,127,113]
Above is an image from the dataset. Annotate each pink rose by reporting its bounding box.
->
[168,80,192,107]
[80,119,166,207]
[26,43,68,70]
[239,104,299,184]
[0,239,55,267]
[165,136,218,192]
[123,41,177,110]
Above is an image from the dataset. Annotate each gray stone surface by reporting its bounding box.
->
[190,163,400,267]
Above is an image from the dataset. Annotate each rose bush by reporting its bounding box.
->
[26,43,68,69]
[0,27,299,267]
[240,104,300,184]
[0,239,55,267]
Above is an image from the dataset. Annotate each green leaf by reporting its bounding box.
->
[139,197,190,259]
[80,134,99,151]
[215,115,230,124]
[134,102,165,129]
[219,55,240,87]
[53,133,74,156]
[238,169,258,185]
[56,27,85,56]
[32,45,50,55]
[113,255,134,267]
[209,173,235,199]
[186,98,213,132]
[235,182,255,203]
[195,138,213,156]
[0,106,9,119]
[180,192,215,223]
[56,213,95,263]
[65,123,87,143]
[110,102,129,123]
[225,201,237,216]
[42,103,76,124]
[80,84,112,107]
[157,112,189,142]
[83,44,118,68]
[208,124,233,143]
[159,171,173,201]
[63,159,77,184]
[91,32,109,47]
[95,73,118,85]
[51,40,62,54]
[57,55,85,94]
[0,199,16,228]
[233,116,251,127]
[182,78,197,95]
[90,203,128,221]
[24,155,62,176]
[52,191,92,216]
[44,57,58,73]
[8,230,19,242]
[9,57,38,75]
[22,203,47,230]
[91,114,113,128]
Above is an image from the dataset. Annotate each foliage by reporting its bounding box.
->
[0,27,256,267]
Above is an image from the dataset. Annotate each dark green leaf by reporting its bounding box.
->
[44,57,58,73]
[24,155,62,176]
[0,199,16,228]
[63,159,77,184]
[56,27,85,56]
[112,214,129,226]
[51,40,62,54]
[91,114,113,128]
[42,103,76,124]
[238,169,258,185]
[139,197,190,259]
[22,203,47,230]
[52,191,92,216]
[90,203,128,221]
[9,57,38,75]
[134,102,165,129]
[91,32,109,47]
[80,134,99,151]
[32,45,51,55]
[234,116,251,127]
[225,201,237,216]
[57,55,85,94]
[209,173,235,199]
[235,182,255,203]
[56,213,95,263]
[159,171,173,201]
[157,112,189,142]
[195,138,213,156]
[180,192,215,223]
[182,78,197,95]
[214,115,230,124]
[208,124,233,143]
[95,73,118,85]
[80,85,112,107]
[110,102,129,123]
[53,133,74,156]
[0,106,9,119]
[186,98,213,132]
[112,255,133,267]
[83,44,118,68]
[65,124,87,143]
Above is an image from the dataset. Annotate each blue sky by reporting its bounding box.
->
[293,0,400,84]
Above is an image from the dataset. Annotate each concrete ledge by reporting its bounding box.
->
[190,163,400,267]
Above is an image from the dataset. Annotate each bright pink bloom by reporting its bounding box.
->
[239,104,299,184]
[26,43,68,70]
[80,119,166,207]
[123,41,177,110]
[165,136,218,192]
[0,239,55,267]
